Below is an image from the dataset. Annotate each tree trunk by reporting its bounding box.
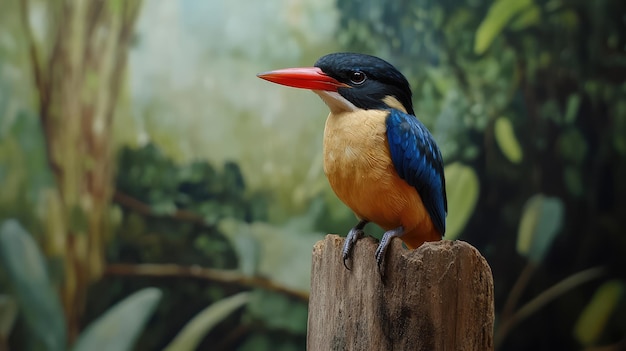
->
[19,0,142,341]
[308,235,494,351]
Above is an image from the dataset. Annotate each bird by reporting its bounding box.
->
[257,53,447,273]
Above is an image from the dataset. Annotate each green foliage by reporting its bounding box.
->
[0,220,162,351]
[494,116,523,164]
[574,280,625,346]
[443,163,479,241]
[2,0,625,350]
[474,0,534,54]
[116,144,263,223]
[0,220,66,351]
[336,0,626,348]
[112,143,267,268]
[0,111,52,208]
[107,144,309,350]
[219,218,323,291]
[245,290,308,335]
[516,194,564,264]
[73,288,162,351]
[0,295,18,348]
[164,292,250,351]
[557,128,587,166]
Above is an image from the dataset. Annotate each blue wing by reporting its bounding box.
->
[386,109,447,236]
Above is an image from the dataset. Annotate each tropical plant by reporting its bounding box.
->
[0,220,161,351]
[336,0,626,348]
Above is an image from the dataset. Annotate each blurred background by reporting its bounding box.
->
[1,0,625,350]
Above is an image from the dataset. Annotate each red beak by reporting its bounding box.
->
[257,67,349,92]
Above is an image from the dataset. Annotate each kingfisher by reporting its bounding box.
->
[257,53,447,272]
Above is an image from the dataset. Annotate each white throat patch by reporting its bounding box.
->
[313,90,358,114]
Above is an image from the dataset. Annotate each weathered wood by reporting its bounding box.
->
[307,234,494,351]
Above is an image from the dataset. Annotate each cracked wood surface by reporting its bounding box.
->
[307,235,494,351]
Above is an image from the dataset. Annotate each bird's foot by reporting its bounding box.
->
[342,220,369,270]
[374,226,405,277]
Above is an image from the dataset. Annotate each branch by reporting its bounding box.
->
[105,263,310,302]
[500,262,537,322]
[113,190,208,226]
[19,0,45,103]
[105,0,143,131]
[20,0,50,165]
[111,193,313,299]
[495,266,606,349]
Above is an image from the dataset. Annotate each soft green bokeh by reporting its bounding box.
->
[444,163,479,241]
[121,0,341,222]
[574,280,625,346]
[164,292,250,351]
[474,0,533,54]
[2,0,626,349]
[73,288,162,351]
[494,116,523,164]
[0,220,66,351]
[516,194,564,264]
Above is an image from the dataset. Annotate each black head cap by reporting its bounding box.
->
[314,53,414,115]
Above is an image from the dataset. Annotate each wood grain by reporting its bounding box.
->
[307,235,494,351]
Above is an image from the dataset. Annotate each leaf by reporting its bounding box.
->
[231,235,261,276]
[163,292,250,351]
[72,288,162,351]
[0,295,18,341]
[516,194,565,263]
[557,128,587,165]
[563,166,583,197]
[444,163,480,240]
[494,116,523,164]
[246,290,308,335]
[237,333,273,351]
[219,218,324,291]
[474,0,533,54]
[564,94,581,125]
[426,68,452,96]
[509,4,541,31]
[574,280,624,346]
[0,220,66,351]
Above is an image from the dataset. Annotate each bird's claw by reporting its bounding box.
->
[375,237,389,277]
[342,220,368,270]
[342,227,364,270]
[375,226,404,278]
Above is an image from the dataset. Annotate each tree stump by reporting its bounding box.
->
[307,234,494,351]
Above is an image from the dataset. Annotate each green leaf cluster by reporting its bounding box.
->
[116,144,265,224]
[0,220,160,351]
[336,0,626,348]
[516,194,564,264]
[105,144,308,350]
[111,143,269,268]
[2,0,626,349]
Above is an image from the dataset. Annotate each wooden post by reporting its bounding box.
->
[307,235,494,351]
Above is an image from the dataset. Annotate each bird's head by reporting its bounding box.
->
[257,53,414,116]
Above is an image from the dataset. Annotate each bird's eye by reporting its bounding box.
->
[349,71,367,85]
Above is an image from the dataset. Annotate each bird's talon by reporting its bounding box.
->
[341,220,368,270]
[342,246,354,270]
[341,229,362,269]
[375,226,404,278]
[343,257,351,270]
[375,244,386,276]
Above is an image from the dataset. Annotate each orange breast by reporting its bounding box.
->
[323,110,441,249]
